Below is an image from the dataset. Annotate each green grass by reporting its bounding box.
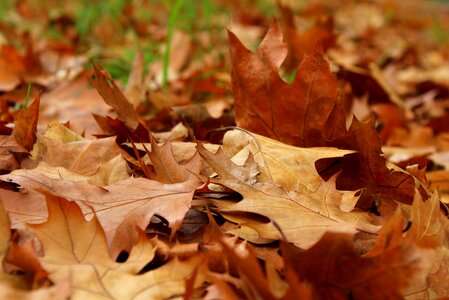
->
[25,83,32,108]
[0,0,14,20]
[75,0,126,39]
[162,0,186,88]
[429,17,449,44]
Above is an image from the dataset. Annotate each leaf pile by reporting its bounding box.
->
[1,0,449,299]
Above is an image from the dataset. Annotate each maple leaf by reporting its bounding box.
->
[28,193,207,300]
[196,140,378,248]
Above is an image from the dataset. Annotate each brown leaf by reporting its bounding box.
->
[197,141,378,248]
[148,135,202,183]
[229,20,417,209]
[13,95,40,152]
[0,171,202,257]
[333,118,417,209]
[0,280,70,300]
[90,63,140,129]
[203,207,312,299]
[0,199,10,258]
[279,2,335,72]
[22,122,130,186]
[282,231,421,300]
[229,21,338,147]
[28,192,207,299]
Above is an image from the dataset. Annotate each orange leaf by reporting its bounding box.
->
[229,21,338,147]
[90,63,140,129]
[13,94,40,152]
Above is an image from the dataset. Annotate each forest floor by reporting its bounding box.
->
[1,0,449,299]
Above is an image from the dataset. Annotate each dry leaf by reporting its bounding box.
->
[90,63,140,129]
[28,193,207,300]
[282,231,421,299]
[0,170,202,257]
[197,141,378,248]
[229,21,338,147]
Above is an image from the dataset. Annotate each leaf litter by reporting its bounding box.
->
[1,0,449,299]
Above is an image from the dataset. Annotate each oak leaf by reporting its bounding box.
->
[196,141,378,248]
[27,122,129,186]
[0,197,60,296]
[332,118,417,209]
[222,129,354,192]
[0,171,202,257]
[147,135,202,184]
[282,231,421,300]
[28,193,206,300]
[229,21,338,147]
[229,21,417,208]
[406,192,449,298]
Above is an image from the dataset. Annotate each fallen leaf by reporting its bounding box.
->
[28,193,207,300]
[229,21,417,208]
[222,129,354,192]
[405,192,449,298]
[0,280,71,300]
[39,72,112,137]
[90,63,140,129]
[229,21,338,147]
[12,96,40,152]
[0,170,202,257]
[197,141,378,248]
[333,118,417,209]
[282,231,421,299]
[147,135,202,183]
[28,122,128,181]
